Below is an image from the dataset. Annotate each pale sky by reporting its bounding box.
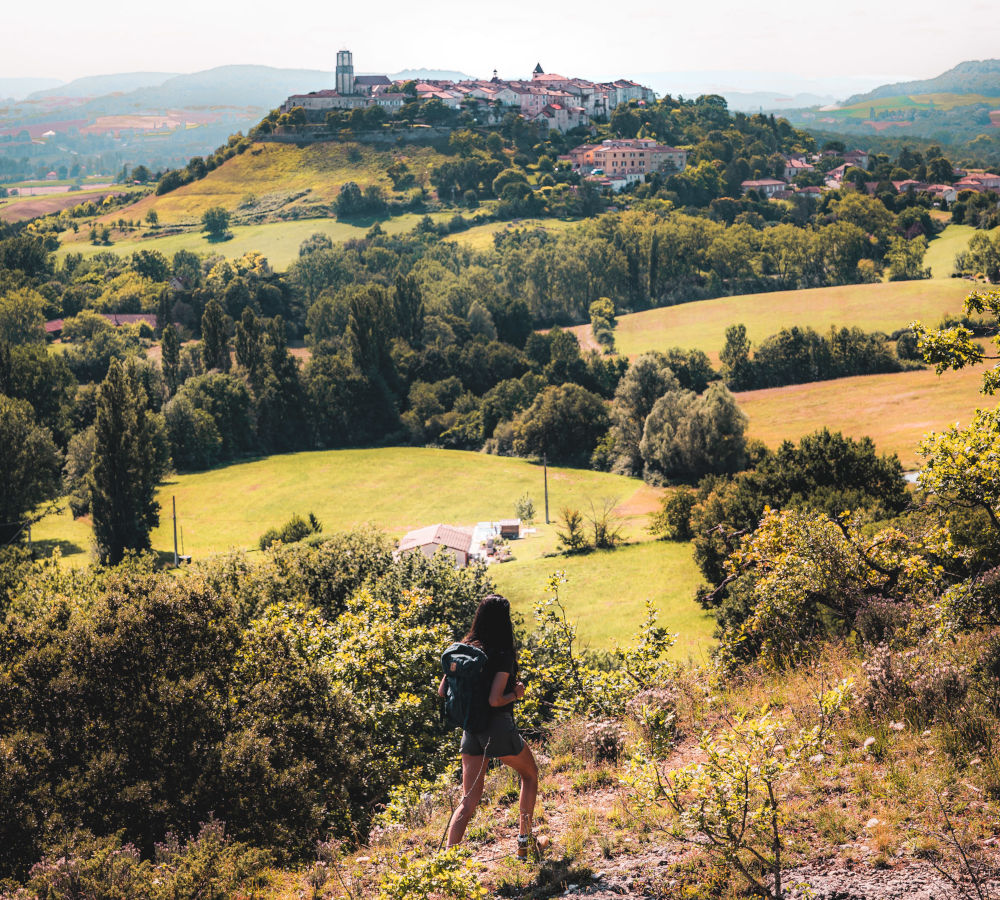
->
[6,0,1000,93]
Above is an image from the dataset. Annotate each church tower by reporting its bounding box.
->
[336,49,355,95]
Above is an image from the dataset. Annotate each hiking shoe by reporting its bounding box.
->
[516,835,541,862]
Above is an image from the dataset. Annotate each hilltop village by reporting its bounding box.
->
[281,51,655,133]
[277,51,889,198]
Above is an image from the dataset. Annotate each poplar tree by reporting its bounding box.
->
[201,299,230,372]
[89,359,167,564]
[161,323,181,396]
[234,307,264,390]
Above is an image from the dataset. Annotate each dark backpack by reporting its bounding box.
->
[441,642,491,733]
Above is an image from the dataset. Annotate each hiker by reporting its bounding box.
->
[439,594,539,859]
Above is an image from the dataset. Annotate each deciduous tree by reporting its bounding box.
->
[0,395,61,545]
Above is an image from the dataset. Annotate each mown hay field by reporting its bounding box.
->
[595,278,972,364]
[735,356,991,469]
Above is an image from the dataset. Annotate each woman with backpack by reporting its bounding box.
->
[438,594,539,860]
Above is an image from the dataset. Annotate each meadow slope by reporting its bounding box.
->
[736,356,992,469]
[30,447,710,653]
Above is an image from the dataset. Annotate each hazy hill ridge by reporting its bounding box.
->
[26,72,178,100]
[844,58,1000,104]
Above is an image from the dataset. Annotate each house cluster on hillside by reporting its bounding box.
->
[280,51,655,133]
[740,148,870,200]
[740,148,1000,206]
[856,170,1000,204]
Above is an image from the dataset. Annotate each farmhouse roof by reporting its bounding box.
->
[398,524,473,554]
[741,178,786,187]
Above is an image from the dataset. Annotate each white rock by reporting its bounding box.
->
[865,817,880,829]
[863,736,877,750]
[809,753,825,764]
[890,721,905,731]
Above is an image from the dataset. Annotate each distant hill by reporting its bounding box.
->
[724,91,838,113]
[390,68,472,82]
[113,65,333,110]
[0,77,63,101]
[59,66,335,116]
[27,72,177,100]
[845,59,1000,104]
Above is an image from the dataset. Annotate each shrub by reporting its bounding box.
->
[626,687,679,756]
[556,507,589,553]
[258,512,322,550]
[854,597,917,647]
[861,642,970,727]
[514,492,535,525]
[18,821,272,900]
[378,848,486,900]
[626,683,852,900]
[586,497,624,549]
[0,564,374,877]
[648,488,696,540]
[581,719,627,764]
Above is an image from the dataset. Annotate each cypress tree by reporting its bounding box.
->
[89,359,166,564]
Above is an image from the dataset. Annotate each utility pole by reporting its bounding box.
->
[172,496,178,567]
[543,453,550,524]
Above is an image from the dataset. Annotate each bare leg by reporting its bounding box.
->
[500,743,538,838]
[447,754,487,847]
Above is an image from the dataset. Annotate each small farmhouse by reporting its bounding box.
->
[398,524,474,568]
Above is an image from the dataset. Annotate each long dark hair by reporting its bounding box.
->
[464,594,515,655]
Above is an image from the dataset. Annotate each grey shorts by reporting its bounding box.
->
[460,711,524,758]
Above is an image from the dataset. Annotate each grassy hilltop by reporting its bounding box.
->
[65,141,450,230]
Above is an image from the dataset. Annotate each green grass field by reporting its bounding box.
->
[33,447,652,562]
[55,213,452,271]
[587,279,972,363]
[30,447,709,652]
[924,224,982,278]
[492,540,712,658]
[735,356,991,469]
